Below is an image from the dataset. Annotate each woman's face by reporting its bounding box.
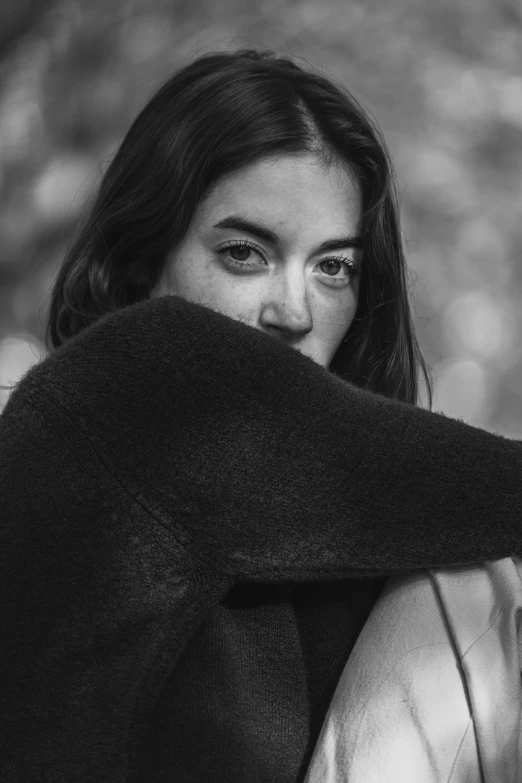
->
[151,153,363,368]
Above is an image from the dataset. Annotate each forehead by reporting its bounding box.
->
[199,154,362,230]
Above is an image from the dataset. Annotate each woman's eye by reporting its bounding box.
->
[319,257,360,281]
[228,244,256,263]
[216,240,266,268]
[216,241,360,283]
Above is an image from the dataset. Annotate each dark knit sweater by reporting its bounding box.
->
[1,293,521,783]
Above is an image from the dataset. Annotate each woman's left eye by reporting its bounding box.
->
[216,240,360,283]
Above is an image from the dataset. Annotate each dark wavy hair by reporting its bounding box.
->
[43,47,434,409]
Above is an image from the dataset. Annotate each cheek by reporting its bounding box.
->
[173,261,258,322]
[317,294,357,329]
[169,254,218,303]
[314,297,358,354]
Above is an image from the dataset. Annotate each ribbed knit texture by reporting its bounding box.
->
[0,293,521,782]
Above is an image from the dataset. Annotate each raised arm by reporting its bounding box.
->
[0,292,520,781]
[18,293,521,580]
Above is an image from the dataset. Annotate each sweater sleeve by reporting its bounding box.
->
[16,293,521,579]
[0,293,521,781]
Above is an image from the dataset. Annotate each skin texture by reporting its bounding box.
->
[151,153,363,368]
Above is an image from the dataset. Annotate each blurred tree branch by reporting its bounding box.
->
[0,0,56,62]
[491,0,522,27]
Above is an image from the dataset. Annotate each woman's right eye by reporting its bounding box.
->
[216,240,266,269]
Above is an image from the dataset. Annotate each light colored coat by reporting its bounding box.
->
[305,557,522,783]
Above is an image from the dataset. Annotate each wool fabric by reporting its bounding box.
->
[0,293,521,782]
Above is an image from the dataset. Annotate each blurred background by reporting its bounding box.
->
[0,0,521,436]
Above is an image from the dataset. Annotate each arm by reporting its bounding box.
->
[20,293,522,580]
[0,293,520,781]
[0,394,231,782]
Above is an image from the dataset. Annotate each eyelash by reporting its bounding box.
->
[215,239,360,285]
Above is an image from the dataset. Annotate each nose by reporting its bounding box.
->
[258,269,313,338]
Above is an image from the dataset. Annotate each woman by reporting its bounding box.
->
[0,48,521,783]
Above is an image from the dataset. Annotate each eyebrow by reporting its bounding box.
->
[213,215,363,253]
